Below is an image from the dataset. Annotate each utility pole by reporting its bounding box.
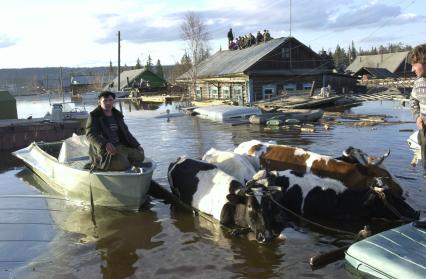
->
[289,0,292,70]
[46,74,49,92]
[117,31,121,92]
[289,0,292,37]
[60,67,64,102]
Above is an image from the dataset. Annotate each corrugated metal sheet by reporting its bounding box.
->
[346,51,409,74]
[179,37,289,79]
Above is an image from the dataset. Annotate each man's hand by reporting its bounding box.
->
[416,116,424,130]
[105,143,117,155]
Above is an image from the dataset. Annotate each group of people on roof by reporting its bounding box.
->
[227,28,272,51]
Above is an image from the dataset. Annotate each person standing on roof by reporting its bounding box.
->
[256,31,263,44]
[264,30,272,41]
[410,44,426,174]
[227,28,234,49]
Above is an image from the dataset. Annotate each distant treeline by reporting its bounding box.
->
[0,64,174,94]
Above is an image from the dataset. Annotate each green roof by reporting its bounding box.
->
[105,68,167,91]
[0,90,16,102]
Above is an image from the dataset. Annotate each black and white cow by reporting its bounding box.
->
[202,148,258,184]
[248,168,419,221]
[168,156,276,242]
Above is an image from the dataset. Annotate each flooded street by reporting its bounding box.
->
[1,96,425,278]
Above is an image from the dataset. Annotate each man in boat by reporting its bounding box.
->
[410,44,426,174]
[86,91,145,171]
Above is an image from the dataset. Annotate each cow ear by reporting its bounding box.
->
[226,193,243,205]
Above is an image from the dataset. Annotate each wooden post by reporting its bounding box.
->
[310,244,351,270]
[118,31,121,92]
[309,80,316,97]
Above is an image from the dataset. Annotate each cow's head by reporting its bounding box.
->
[244,171,288,234]
[342,147,404,197]
[226,185,278,243]
[361,186,419,221]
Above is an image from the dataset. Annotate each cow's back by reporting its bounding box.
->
[202,148,258,184]
[260,145,368,191]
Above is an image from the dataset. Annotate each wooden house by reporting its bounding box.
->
[176,36,359,103]
[105,68,167,93]
[346,51,413,78]
[354,67,397,80]
[70,75,105,95]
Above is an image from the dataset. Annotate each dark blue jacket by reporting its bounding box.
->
[85,106,140,169]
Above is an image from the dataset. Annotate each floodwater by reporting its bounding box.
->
[1,95,425,278]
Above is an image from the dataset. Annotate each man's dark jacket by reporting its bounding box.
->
[85,106,140,169]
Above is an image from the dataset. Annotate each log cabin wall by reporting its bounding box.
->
[194,76,249,104]
[250,75,324,101]
[247,37,331,101]
[249,38,326,72]
[179,37,359,102]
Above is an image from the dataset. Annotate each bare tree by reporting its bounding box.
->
[180,12,209,99]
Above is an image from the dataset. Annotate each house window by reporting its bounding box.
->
[262,84,276,100]
[283,83,296,91]
[221,86,230,99]
[232,85,243,101]
[196,87,202,99]
[282,48,290,58]
[209,86,218,99]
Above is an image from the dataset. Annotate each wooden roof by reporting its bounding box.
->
[178,37,290,79]
[346,51,409,74]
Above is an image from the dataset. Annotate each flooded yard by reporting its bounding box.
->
[1,96,425,278]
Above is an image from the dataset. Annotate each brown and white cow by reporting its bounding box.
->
[235,140,401,197]
[236,140,419,221]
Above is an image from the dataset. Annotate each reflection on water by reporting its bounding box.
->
[96,209,163,278]
[3,98,426,278]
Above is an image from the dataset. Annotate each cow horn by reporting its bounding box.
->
[252,170,267,181]
[342,146,354,157]
[372,149,391,166]
[235,188,244,196]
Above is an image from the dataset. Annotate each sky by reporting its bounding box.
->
[0,0,424,69]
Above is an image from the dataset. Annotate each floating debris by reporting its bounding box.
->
[301,127,315,133]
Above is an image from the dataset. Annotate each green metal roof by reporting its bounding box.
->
[105,68,167,91]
